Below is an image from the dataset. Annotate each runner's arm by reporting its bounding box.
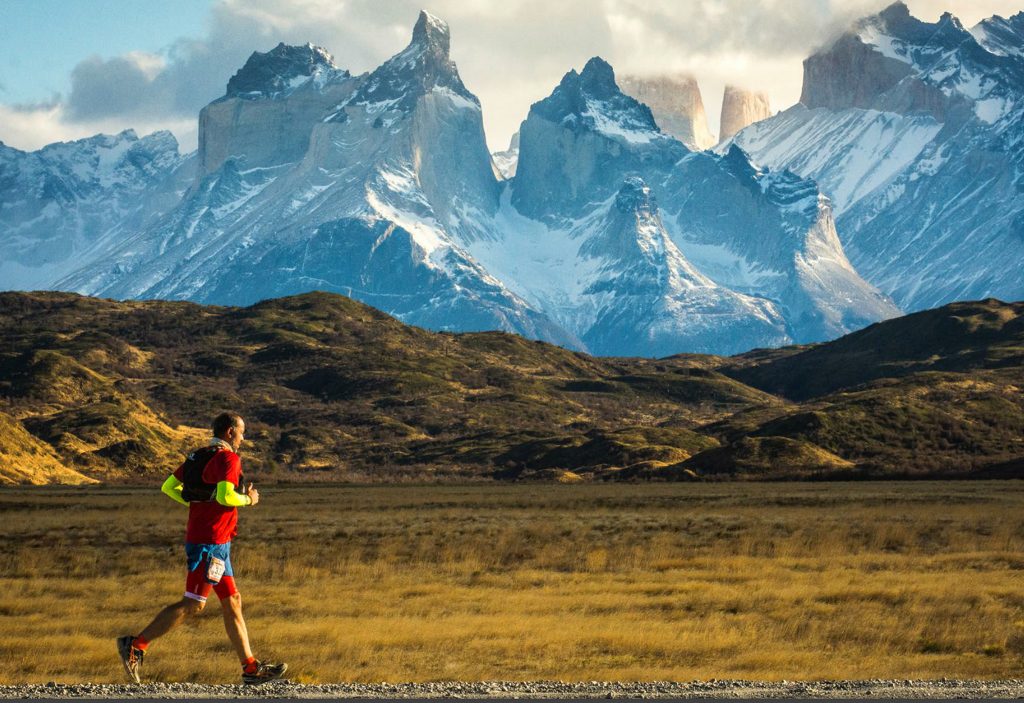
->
[161,474,189,506]
[216,480,252,507]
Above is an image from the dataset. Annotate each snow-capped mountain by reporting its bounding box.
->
[503,57,896,346]
[199,42,354,179]
[54,12,577,348]
[491,131,519,179]
[972,12,1024,58]
[0,129,191,290]
[512,59,685,221]
[731,1,1024,311]
[573,176,788,356]
[3,11,900,357]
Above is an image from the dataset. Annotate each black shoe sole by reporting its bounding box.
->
[116,636,141,684]
[242,663,288,685]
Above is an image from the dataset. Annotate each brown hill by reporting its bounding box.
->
[0,291,1022,483]
[724,299,1024,400]
[0,292,772,483]
[0,411,97,485]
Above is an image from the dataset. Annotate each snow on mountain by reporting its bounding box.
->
[225,42,346,99]
[971,12,1024,59]
[344,9,476,115]
[505,57,896,347]
[469,176,790,356]
[731,105,942,215]
[662,145,899,342]
[0,129,190,291]
[730,1,1024,312]
[4,11,904,357]
[575,177,788,356]
[845,2,1023,124]
[491,131,519,179]
[53,12,578,348]
[512,57,682,225]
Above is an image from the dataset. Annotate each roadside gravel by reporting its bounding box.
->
[4,679,1024,699]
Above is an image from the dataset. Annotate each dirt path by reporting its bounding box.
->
[4,679,1024,698]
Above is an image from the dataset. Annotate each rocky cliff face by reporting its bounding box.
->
[199,43,354,177]
[800,27,915,112]
[719,86,771,142]
[618,74,716,150]
[512,57,682,224]
[799,3,971,121]
[731,1,1024,312]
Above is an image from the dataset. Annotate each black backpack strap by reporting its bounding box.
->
[180,446,222,503]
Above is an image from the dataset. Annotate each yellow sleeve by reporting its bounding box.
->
[161,474,189,506]
[216,480,251,507]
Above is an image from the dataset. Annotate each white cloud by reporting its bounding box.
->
[1,0,1022,152]
[0,101,195,152]
[0,102,75,150]
[906,0,1023,23]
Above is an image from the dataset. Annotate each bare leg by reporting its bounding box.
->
[220,593,254,665]
[138,597,205,642]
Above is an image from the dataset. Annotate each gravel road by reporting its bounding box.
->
[4,679,1024,699]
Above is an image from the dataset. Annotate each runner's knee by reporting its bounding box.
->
[183,597,206,615]
[222,592,242,610]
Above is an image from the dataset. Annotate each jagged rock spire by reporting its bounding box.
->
[719,86,771,142]
[412,10,451,55]
[530,56,658,133]
[878,1,911,23]
[226,42,341,97]
[618,73,716,151]
[346,10,476,111]
[579,57,620,100]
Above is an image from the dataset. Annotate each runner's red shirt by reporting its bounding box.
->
[173,448,242,544]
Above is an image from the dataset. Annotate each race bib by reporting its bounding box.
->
[206,556,226,584]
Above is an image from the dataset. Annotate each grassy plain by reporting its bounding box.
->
[2,482,1024,684]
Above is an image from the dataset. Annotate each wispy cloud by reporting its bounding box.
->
[0,99,196,152]
[1,0,1020,152]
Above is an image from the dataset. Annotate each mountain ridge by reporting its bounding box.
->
[2,12,898,358]
[732,0,1024,313]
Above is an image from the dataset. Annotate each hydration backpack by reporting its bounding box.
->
[180,447,227,502]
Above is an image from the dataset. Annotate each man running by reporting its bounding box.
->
[117,412,287,685]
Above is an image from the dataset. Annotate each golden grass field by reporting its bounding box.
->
[2,481,1024,684]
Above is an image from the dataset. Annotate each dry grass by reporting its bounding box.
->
[2,482,1024,683]
[0,412,97,485]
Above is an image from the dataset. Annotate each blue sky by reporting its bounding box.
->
[1,0,1021,152]
[2,0,212,104]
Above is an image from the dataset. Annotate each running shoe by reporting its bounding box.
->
[116,635,144,684]
[242,660,288,685]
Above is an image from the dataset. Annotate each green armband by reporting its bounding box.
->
[216,480,250,507]
[161,475,188,506]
